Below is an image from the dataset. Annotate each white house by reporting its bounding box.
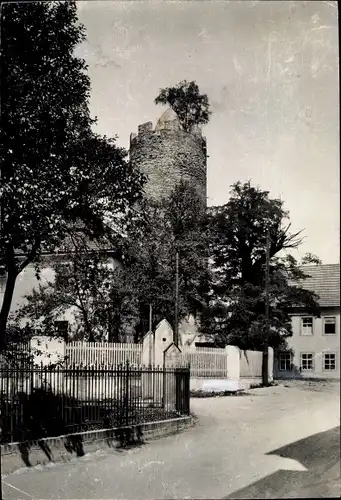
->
[274,264,340,380]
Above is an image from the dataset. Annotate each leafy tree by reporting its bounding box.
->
[301,253,322,266]
[14,234,139,342]
[124,180,211,340]
[155,80,211,132]
[14,181,210,343]
[203,181,320,351]
[0,1,145,348]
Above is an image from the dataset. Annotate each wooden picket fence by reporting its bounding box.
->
[65,341,143,367]
[180,346,228,378]
[65,342,230,377]
[44,341,266,380]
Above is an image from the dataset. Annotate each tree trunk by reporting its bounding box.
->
[262,344,269,386]
[109,301,122,343]
[79,304,94,342]
[107,309,112,342]
[112,313,121,343]
[85,318,94,342]
[107,308,120,343]
[0,266,18,351]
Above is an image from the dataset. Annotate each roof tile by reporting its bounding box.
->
[296,264,340,308]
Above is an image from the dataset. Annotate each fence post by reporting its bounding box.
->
[180,368,190,415]
[268,347,274,382]
[225,345,240,383]
[125,361,130,427]
[175,367,184,413]
[186,367,190,414]
[30,364,34,394]
[225,346,229,379]
[162,366,166,410]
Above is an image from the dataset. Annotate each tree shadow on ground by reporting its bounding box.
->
[3,389,146,467]
[64,434,85,457]
[109,426,144,449]
[9,388,86,467]
[17,440,54,467]
[224,426,340,499]
[102,408,144,449]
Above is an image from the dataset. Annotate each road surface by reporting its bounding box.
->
[2,381,340,499]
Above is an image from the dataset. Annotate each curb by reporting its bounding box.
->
[1,415,194,476]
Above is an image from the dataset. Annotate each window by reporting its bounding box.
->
[300,353,314,371]
[301,317,313,336]
[279,352,292,371]
[324,317,336,335]
[323,353,336,371]
[54,321,69,341]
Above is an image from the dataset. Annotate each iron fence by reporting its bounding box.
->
[0,363,190,445]
[0,341,32,369]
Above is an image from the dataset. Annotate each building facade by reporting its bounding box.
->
[274,264,340,380]
[129,108,207,207]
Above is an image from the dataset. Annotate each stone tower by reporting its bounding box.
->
[129,108,207,207]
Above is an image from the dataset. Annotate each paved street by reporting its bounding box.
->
[2,381,340,499]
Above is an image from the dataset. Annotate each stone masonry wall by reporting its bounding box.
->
[130,124,207,207]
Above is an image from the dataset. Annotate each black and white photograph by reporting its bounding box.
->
[0,0,339,498]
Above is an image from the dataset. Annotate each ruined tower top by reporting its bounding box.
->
[155,108,180,131]
[129,109,207,206]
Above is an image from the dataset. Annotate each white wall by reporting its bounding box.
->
[31,336,65,366]
[275,309,340,379]
[0,266,55,313]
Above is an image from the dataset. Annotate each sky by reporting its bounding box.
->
[75,0,339,264]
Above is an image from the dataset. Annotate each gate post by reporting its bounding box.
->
[175,368,190,414]
[163,343,182,412]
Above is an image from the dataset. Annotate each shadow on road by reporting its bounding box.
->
[6,388,145,468]
[225,426,340,499]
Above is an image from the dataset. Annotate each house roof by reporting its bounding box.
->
[14,237,120,260]
[295,264,340,308]
[13,222,123,261]
[54,232,117,255]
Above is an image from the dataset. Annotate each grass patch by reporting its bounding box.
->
[249,381,278,389]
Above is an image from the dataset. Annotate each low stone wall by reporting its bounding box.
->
[1,416,194,476]
[190,374,274,392]
[190,378,241,392]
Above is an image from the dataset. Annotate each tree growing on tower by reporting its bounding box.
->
[155,80,211,133]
